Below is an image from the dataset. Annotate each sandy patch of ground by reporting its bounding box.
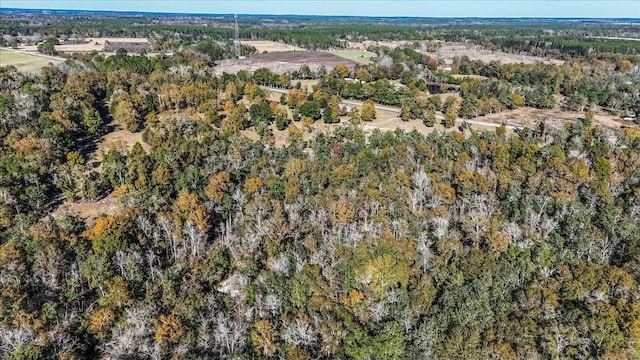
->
[293,79,320,91]
[240,125,289,147]
[433,92,463,102]
[242,40,305,53]
[53,121,151,221]
[241,119,343,147]
[432,43,564,66]
[350,40,563,65]
[469,107,635,129]
[589,36,640,42]
[450,74,488,80]
[214,51,358,74]
[348,40,422,50]
[88,124,150,170]
[53,193,119,221]
[362,117,458,137]
[370,108,400,122]
[265,90,285,103]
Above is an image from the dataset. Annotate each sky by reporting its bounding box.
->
[1,1,639,18]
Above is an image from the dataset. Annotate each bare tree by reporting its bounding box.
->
[630,203,640,222]
[218,273,248,304]
[218,216,238,249]
[268,253,290,276]
[100,307,153,359]
[503,222,522,243]
[157,216,177,262]
[416,233,435,271]
[391,219,408,238]
[411,169,432,213]
[400,309,416,333]
[183,220,206,260]
[213,313,247,356]
[136,215,154,240]
[283,318,317,347]
[264,293,283,316]
[431,217,449,240]
[113,250,142,282]
[370,302,388,323]
[540,216,558,240]
[232,189,246,218]
[0,327,33,356]
[32,244,64,292]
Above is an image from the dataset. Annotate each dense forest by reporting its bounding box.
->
[2,11,640,59]
[1,48,640,359]
[1,11,640,360]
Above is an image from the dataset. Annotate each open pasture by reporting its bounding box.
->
[20,37,150,53]
[0,48,63,73]
[241,40,305,53]
[330,49,376,64]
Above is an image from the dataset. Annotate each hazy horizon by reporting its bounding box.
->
[2,1,639,18]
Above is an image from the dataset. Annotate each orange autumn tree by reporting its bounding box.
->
[204,171,231,202]
[155,313,185,344]
[251,319,279,356]
[171,190,210,231]
[89,307,116,339]
[83,214,134,256]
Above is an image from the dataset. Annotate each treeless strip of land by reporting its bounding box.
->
[21,37,149,53]
[241,40,305,53]
[214,51,358,74]
[331,49,376,65]
[0,48,64,73]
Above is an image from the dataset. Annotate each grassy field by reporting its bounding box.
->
[21,37,150,53]
[241,40,305,53]
[294,79,320,90]
[0,49,63,73]
[331,49,376,65]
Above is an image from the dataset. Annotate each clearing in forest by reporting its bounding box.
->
[330,49,376,64]
[241,40,305,53]
[53,122,150,221]
[86,123,150,171]
[470,106,636,129]
[0,48,63,73]
[349,40,564,65]
[20,37,150,53]
[53,193,119,222]
[214,51,358,74]
[432,43,564,65]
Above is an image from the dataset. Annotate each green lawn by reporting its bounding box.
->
[331,50,376,65]
[0,49,63,73]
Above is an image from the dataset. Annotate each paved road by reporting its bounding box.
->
[262,86,524,130]
[1,47,66,62]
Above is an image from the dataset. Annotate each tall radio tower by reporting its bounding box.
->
[234,14,241,58]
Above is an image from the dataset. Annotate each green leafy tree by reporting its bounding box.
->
[37,38,58,55]
[361,100,376,122]
[299,100,321,120]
